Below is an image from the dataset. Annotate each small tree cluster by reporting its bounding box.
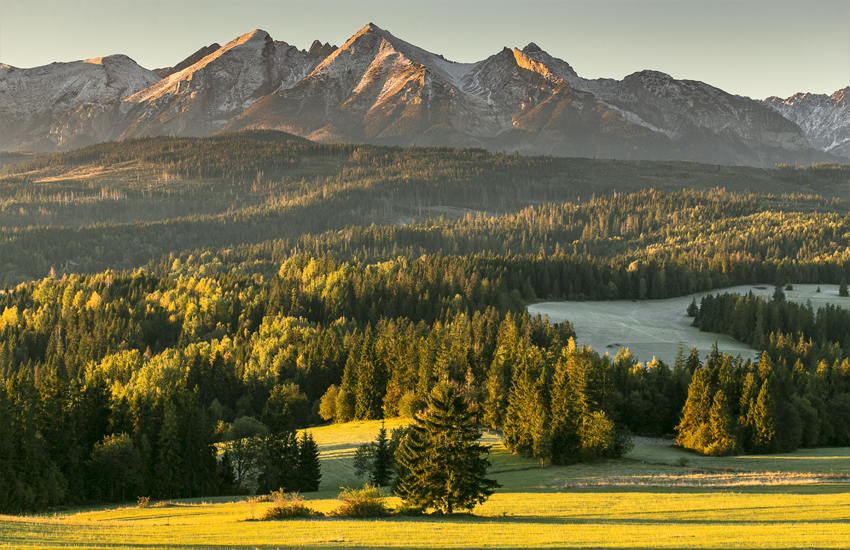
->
[222,415,321,494]
[353,422,395,486]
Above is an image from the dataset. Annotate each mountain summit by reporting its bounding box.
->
[0,24,841,165]
[764,88,850,157]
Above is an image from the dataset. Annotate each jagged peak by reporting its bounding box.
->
[225,29,272,50]
[831,87,849,106]
[315,22,474,88]
[780,91,830,105]
[357,22,387,37]
[513,43,577,81]
[307,40,336,58]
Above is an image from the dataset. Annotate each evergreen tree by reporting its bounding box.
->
[840,278,849,297]
[355,327,384,419]
[256,430,299,494]
[503,352,549,460]
[675,367,712,452]
[257,399,300,494]
[155,399,184,498]
[371,422,393,487]
[773,283,786,302]
[752,378,778,452]
[707,390,737,456]
[482,314,520,429]
[296,432,321,492]
[396,382,499,514]
[738,369,761,451]
[548,346,583,464]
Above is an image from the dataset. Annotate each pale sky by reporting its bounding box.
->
[1,0,847,100]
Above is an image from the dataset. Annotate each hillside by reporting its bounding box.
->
[1,131,847,284]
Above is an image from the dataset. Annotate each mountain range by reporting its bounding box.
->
[1,23,847,166]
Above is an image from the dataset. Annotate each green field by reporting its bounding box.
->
[2,421,847,549]
[528,284,849,366]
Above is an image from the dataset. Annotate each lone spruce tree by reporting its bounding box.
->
[296,432,322,492]
[371,422,393,486]
[396,381,499,514]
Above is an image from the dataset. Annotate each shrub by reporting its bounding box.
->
[393,502,424,516]
[137,496,150,508]
[318,385,339,422]
[332,485,388,518]
[260,491,320,520]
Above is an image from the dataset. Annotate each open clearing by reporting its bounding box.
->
[528,284,849,366]
[2,420,847,550]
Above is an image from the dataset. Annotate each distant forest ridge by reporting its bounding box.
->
[0,131,847,285]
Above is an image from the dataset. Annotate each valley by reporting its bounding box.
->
[529,283,848,366]
[1,6,849,549]
[0,133,847,550]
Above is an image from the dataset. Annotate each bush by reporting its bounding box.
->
[393,502,424,516]
[318,385,339,422]
[260,491,320,520]
[332,485,388,518]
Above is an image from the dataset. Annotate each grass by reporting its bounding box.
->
[528,283,849,367]
[2,421,847,549]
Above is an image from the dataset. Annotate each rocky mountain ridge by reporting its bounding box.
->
[0,23,844,166]
[765,88,850,158]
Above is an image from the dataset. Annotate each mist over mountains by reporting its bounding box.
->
[1,23,847,166]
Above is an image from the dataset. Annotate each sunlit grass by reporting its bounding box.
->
[2,421,847,549]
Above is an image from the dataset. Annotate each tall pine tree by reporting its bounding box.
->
[396,382,499,514]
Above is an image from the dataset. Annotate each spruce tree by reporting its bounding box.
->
[707,389,737,456]
[675,367,712,452]
[296,432,321,492]
[371,422,393,487]
[503,352,549,460]
[752,378,778,452]
[396,382,499,514]
[548,347,583,465]
[355,327,384,420]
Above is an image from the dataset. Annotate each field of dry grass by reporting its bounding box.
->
[2,421,847,549]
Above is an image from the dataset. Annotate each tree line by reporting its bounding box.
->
[676,290,850,455]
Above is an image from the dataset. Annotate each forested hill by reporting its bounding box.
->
[1,132,849,513]
[1,131,847,284]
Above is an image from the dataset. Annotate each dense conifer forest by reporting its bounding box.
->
[0,132,847,512]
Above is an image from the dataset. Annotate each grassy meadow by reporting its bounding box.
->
[528,284,850,367]
[2,420,847,550]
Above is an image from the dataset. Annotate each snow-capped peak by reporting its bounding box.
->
[764,88,850,156]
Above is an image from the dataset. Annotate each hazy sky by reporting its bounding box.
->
[1,0,847,100]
